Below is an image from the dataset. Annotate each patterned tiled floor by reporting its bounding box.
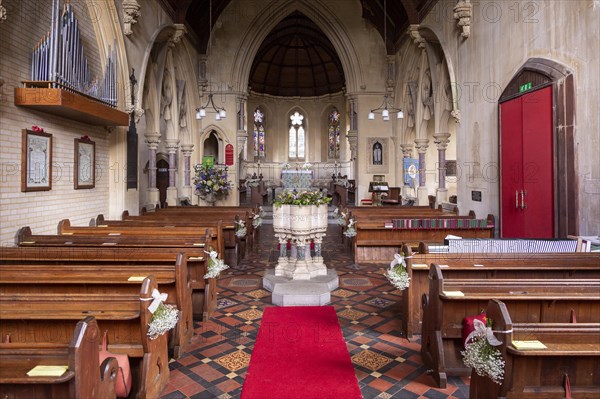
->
[161,223,470,399]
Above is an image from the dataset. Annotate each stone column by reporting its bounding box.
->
[180,143,194,202]
[165,138,179,206]
[434,133,451,204]
[144,131,161,206]
[400,144,414,199]
[414,138,430,206]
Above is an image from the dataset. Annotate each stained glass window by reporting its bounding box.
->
[328,108,341,159]
[289,111,305,160]
[253,108,265,158]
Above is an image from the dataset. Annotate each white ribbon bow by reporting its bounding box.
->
[390,253,406,270]
[465,318,503,346]
[144,288,168,314]
[347,218,355,228]
[205,250,218,261]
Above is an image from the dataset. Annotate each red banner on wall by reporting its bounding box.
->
[225,144,234,166]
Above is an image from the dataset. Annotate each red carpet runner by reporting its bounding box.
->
[241,306,363,399]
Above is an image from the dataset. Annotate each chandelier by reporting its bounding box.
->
[368,0,403,121]
[195,0,226,121]
[196,93,227,120]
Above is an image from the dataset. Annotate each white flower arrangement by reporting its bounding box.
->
[282,162,291,170]
[147,302,179,340]
[203,249,229,279]
[461,318,505,384]
[343,218,357,237]
[235,219,247,238]
[252,213,263,228]
[333,208,347,226]
[384,253,410,291]
[302,161,312,170]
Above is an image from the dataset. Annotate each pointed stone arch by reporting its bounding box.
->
[230,0,365,95]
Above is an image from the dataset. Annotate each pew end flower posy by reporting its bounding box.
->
[204,248,229,279]
[461,317,505,384]
[144,289,179,340]
[384,253,410,291]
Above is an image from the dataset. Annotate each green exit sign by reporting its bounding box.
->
[519,82,533,93]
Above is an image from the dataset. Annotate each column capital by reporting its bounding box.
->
[400,143,414,158]
[433,133,451,150]
[414,138,429,153]
[168,24,187,47]
[122,0,141,36]
[180,143,194,156]
[144,131,161,148]
[408,24,426,48]
[453,0,473,39]
[165,138,180,153]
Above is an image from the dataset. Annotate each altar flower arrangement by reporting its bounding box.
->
[343,217,357,237]
[302,161,312,170]
[273,189,332,207]
[145,289,179,340]
[203,249,229,279]
[193,164,232,198]
[461,318,505,384]
[235,219,246,238]
[384,253,410,291]
[282,162,291,170]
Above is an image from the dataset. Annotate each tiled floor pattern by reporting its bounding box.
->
[161,224,469,399]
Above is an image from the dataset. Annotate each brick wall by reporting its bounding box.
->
[0,0,109,245]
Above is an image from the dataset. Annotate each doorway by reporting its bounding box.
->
[157,159,169,208]
[500,86,553,237]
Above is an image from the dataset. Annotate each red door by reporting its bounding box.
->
[500,86,554,238]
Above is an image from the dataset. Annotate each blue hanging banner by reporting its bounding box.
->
[403,158,419,187]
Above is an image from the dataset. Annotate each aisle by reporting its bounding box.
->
[161,224,469,399]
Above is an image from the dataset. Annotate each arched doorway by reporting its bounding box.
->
[499,58,577,238]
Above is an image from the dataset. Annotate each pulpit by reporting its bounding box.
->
[281,170,312,189]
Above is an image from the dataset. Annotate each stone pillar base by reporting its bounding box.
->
[148,189,160,206]
[436,188,448,204]
[417,187,429,206]
[166,187,178,207]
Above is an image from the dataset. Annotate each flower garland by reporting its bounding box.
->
[384,253,411,290]
[273,189,332,207]
[203,249,229,279]
[461,318,505,384]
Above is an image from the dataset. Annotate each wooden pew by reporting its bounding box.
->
[420,264,600,388]
[0,316,118,399]
[0,276,169,399]
[403,250,600,338]
[470,299,600,399]
[9,238,219,322]
[0,249,193,358]
[352,214,494,263]
[119,208,253,264]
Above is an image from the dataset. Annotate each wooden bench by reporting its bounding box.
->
[0,275,170,399]
[352,214,494,263]
[402,250,600,338]
[10,236,219,322]
[120,208,253,265]
[420,264,600,388]
[419,238,581,253]
[0,316,118,399]
[0,249,193,358]
[470,299,600,399]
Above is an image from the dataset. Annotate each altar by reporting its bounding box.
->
[281,170,313,189]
